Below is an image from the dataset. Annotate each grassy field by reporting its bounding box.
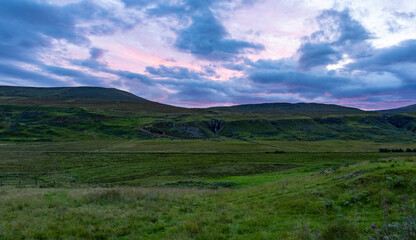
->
[1,140,416,239]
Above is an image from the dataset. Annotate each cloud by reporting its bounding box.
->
[175,12,264,60]
[146,65,216,80]
[243,58,406,102]
[42,65,106,86]
[319,9,372,46]
[121,0,153,8]
[71,47,108,70]
[107,69,154,85]
[148,0,264,61]
[392,11,416,19]
[348,39,416,70]
[0,62,63,86]
[237,8,415,107]
[0,0,87,47]
[89,48,107,60]
[298,43,342,70]
[0,0,85,65]
[0,0,139,65]
[0,0,142,87]
[297,9,372,70]
[1,1,416,110]
[222,63,246,71]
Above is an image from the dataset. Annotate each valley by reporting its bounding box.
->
[0,86,415,239]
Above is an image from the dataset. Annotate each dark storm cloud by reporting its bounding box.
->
[148,0,264,61]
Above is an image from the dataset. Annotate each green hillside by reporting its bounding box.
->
[0,86,190,115]
[0,86,146,101]
[379,104,416,114]
[1,103,416,142]
[145,114,416,141]
[210,102,366,115]
[0,86,415,142]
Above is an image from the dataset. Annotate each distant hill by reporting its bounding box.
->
[0,86,188,114]
[209,102,367,115]
[1,86,416,142]
[379,104,416,114]
[0,86,146,101]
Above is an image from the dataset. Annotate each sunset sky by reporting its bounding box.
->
[1,0,416,109]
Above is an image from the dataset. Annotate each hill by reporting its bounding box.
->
[0,86,146,101]
[0,86,189,114]
[1,86,415,142]
[379,104,416,114]
[209,102,366,115]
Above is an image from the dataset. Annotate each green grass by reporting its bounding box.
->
[2,88,416,238]
[2,149,413,186]
[0,153,415,239]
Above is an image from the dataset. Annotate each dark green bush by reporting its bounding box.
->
[320,220,360,240]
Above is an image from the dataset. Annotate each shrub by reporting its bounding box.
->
[379,148,391,153]
[385,175,405,189]
[350,191,371,204]
[370,201,416,240]
[323,200,335,210]
[370,215,416,240]
[320,220,360,240]
[295,223,318,240]
[84,189,123,204]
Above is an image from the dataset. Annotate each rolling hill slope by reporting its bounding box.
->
[1,85,415,142]
[209,102,367,115]
[379,104,416,114]
[0,86,146,101]
[0,86,189,114]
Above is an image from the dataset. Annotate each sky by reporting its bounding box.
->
[1,0,416,109]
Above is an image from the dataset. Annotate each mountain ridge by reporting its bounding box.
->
[0,86,146,101]
[379,104,416,114]
[1,85,415,114]
[209,102,366,115]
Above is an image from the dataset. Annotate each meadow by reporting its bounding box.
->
[1,139,416,239]
[1,88,416,239]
